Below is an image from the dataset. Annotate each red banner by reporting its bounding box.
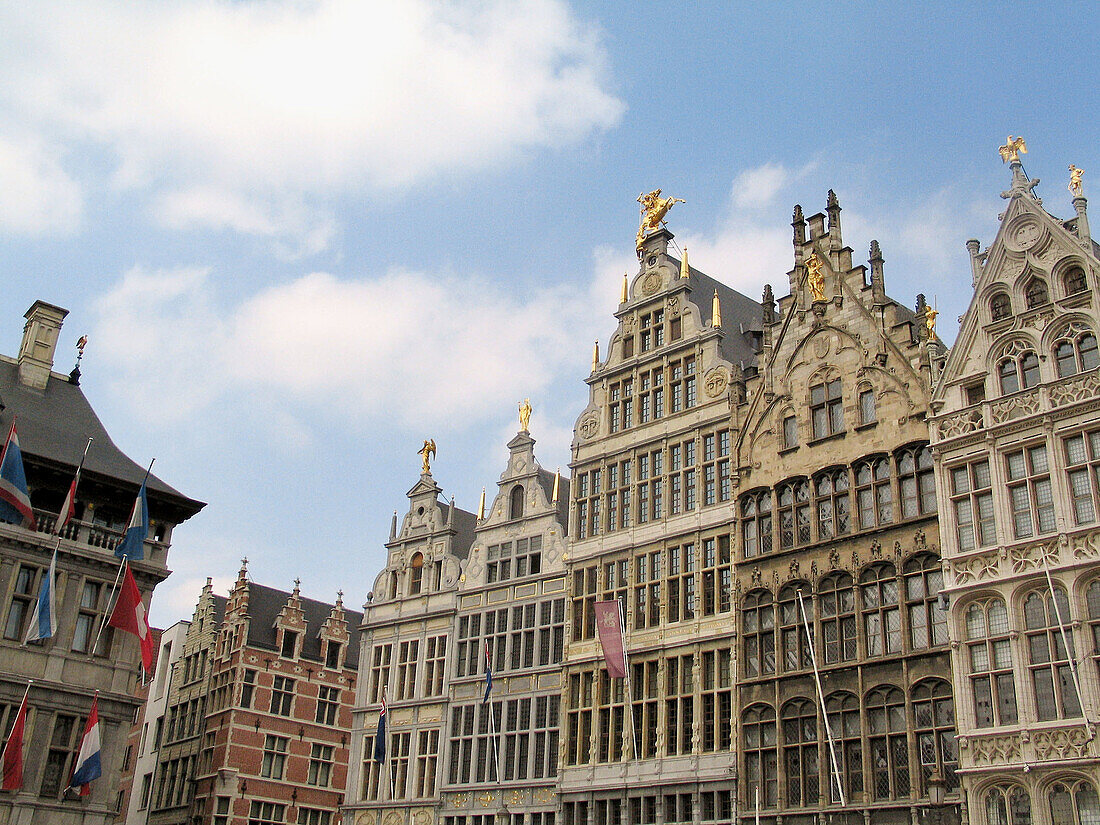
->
[594,600,628,678]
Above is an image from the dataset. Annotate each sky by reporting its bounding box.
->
[2,1,1097,625]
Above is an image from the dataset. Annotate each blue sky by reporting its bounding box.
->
[2,1,1097,623]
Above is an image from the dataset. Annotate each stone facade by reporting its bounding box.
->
[0,300,203,825]
[929,154,1100,824]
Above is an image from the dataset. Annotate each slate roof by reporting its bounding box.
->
[0,357,204,516]
[243,582,363,668]
[446,500,478,560]
[678,259,764,370]
[535,466,570,532]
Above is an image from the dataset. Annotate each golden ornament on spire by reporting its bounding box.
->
[636,189,685,248]
[925,306,939,338]
[711,289,722,328]
[519,398,532,432]
[418,439,436,475]
[477,486,486,520]
[620,272,628,303]
[592,340,600,371]
[806,254,826,302]
[680,247,690,279]
[1069,165,1085,197]
[998,135,1027,163]
[551,468,560,504]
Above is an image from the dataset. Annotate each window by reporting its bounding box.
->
[700,535,731,616]
[396,639,419,700]
[998,349,1040,394]
[855,457,893,529]
[741,490,772,558]
[40,713,80,797]
[4,565,38,641]
[866,686,909,801]
[1025,277,1049,308]
[666,544,695,623]
[139,774,153,810]
[423,635,447,695]
[861,563,901,657]
[911,679,957,794]
[538,598,565,666]
[1024,587,1082,720]
[308,743,334,786]
[72,579,108,655]
[270,676,294,716]
[416,728,439,796]
[631,659,659,758]
[669,356,696,412]
[1006,444,1055,539]
[827,693,862,802]
[632,550,661,630]
[325,640,342,669]
[742,590,775,677]
[1049,780,1100,825]
[810,378,844,438]
[664,654,693,755]
[570,566,597,642]
[316,684,339,725]
[510,486,524,519]
[241,668,257,708]
[261,735,289,778]
[782,698,819,806]
[249,801,286,825]
[777,479,810,549]
[990,292,1012,321]
[369,643,392,700]
[1065,431,1100,525]
[905,554,947,649]
[409,552,424,595]
[965,382,986,405]
[297,810,332,825]
[574,468,601,538]
[700,648,732,752]
[606,461,629,531]
[814,468,850,540]
[965,599,1017,727]
[782,414,798,449]
[778,584,812,672]
[1064,265,1088,296]
[820,573,857,664]
[858,387,876,425]
[951,459,996,550]
[280,629,298,658]
[898,445,936,518]
[985,785,1031,825]
[1055,330,1100,377]
[1088,581,1100,687]
[743,705,777,807]
[565,671,594,766]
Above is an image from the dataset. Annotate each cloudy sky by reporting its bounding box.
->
[2,1,1097,624]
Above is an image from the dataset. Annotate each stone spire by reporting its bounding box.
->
[762,284,775,325]
[827,189,842,249]
[869,240,886,304]
[965,239,983,287]
[792,204,806,250]
[1070,165,1091,246]
[18,301,68,390]
[591,340,600,372]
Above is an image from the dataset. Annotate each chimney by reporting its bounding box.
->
[18,301,68,390]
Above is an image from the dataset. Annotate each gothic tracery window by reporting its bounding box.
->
[778,584,812,672]
[866,686,909,801]
[820,572,857,664]
[1055,326,1100,377]
[861,563,901,657]
[1025,276,1049,308]
[1049,780,1100,825]
[985,785,1031,825]
[781,698,819,806]
[990,292,1012,322]
[743,704,777,807]
[911,679,957,794]
[742,589,775,677]
[1024,586,1082,721]
[965,599,1017,727]
[904,554,948,650]
[814,468,850,540]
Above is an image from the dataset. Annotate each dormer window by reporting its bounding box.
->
[326,641,342,669]
[280,630,298,658]
[510,485,525,519]
[1025,277,1049,309]
[990,292,1012,322]
[409,552,424,595]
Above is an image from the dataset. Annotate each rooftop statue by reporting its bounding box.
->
[636,189,685,248]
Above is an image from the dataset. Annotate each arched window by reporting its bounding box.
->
[742,590,775,677]
[985,785,1031,825]
[897,444,936,518]
[781,698,819,806]
[810,378,844,439]
[861,563,901,657]
[904,554,947,649]
[814,468,850,539]
[911,679,957,794]
[1064,265,1089,296]
[743,704,777,807]
[826,692,862,802]
[778,584,812,672]
[866,686,909,801]
[1025,277,1049,308]
[782,411,799,449]
[855,457,893,529]
[1049,780,1100,825]
[409,552,424,595]
[1087,580,1100,683]
[510,485,525,519]
[965,599,1017,727]
[820,572,857,664]
[998,349,1040,393]
[777,478,810,549]
[990,292,1012,322]
[741,490,772,559]
[1055,330,1100,377]
[1024,586,1082,720]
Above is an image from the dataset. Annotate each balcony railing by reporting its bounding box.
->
[10,508,171,566]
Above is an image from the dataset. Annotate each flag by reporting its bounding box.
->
[108,562,153,673]
[55,473,79,534]
[0,422,35,530]
[68,695,101,796]
[114,481,149,561]
[1,687,28,790]
[483,640,493,704]
[24,549,57,642]
[372,696,387,763]
[594,600,628,678]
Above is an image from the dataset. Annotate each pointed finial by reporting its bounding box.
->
[241,557,249,570]
[620,272,628,304]
[336,589,344,608]
[293,577,301,595]
[711,289,722,329]
[552,469,560,504]
[870,240,882,261]
[792,204,806,246]
[447,495,455,526]
[762,284,775,325]
[390,510,398,540]
[1070,165,1084,198]
[680,247,690,279]
[477,487,486,520]
[827,189,839,210]
[592,340,600,372]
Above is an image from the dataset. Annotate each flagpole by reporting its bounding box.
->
[56,436,93,540]
[1040,551,1091,727]
[484,641,502,784]
[618,598,639,762]
[755,785,760,825]
[88,557,127,660]
[796,589,845,807]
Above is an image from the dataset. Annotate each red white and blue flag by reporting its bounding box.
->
[67,694,101,796]
[24,549,57,643]
[54,441,91,535]
[0,422,35,530]
[114,480,149,561]
[372,695,388,763]
[108,562,154,674]
[483,640,493,703]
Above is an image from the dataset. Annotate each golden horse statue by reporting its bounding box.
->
[637,189,685,248]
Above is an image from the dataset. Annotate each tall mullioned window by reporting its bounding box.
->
[810,378,843,439]
[1005,444,1055,539]
[866,686,909,801]
[951,459,996,550]
[820,572,856,664]
[742,590,775,677]
[742,704,777,807]
[741,489,772,559]
[782,698,819,806]
[861,563,901,657]
[904,554,948,650]
[700,535,731,615]
[814,468,850,540]
[965,599,1017,727]
[5,565,39,641]
[1065,431,1100,525]
[1024,587,1081,721]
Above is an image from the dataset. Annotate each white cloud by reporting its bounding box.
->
[1,0,623,248]
[0,133,83,234]
[732,162,790,211]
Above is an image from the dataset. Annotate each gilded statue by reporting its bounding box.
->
[418,439,436,475]
[519,398,532,432]
[998,135,1027,163]
[636,189,685,248]
[1070,165,1084,197]
[925,306,938,337]
[806,254,826,302]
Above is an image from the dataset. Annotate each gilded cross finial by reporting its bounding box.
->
[636,189,685,249]
[418,439,437,475]
[519,399,532,432]
[999,135,1027,163]
[1070,165,1085,198]
[680,247,690,279]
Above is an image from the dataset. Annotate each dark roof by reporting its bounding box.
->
[244,582,363,668]
[0,358,204,515]
[446,499,478,560]
[212,594,227,625]
[678,259,763,369]
[535,466,570,530]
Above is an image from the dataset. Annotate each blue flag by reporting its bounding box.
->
[24,549,57,642]
[0,423,35,529]
[114,481,149,561]
[372,698,387,763]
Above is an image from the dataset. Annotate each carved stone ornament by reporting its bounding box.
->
[1004,215,1046,253]
[509,790,525,806]
[413,811,433,825]
[384,814,402,825]
[937,409,985,439]
[1007,539,1059,574]
[751,566,762,585]
[578,411,600,440]
[356,813,377,825]
[814,334,830,359]
[1032,725,1092,760]
[667,295,681,315]
[828,548,841,569]
[950,552,1000,585]
[1051,370,1100,407]
[966,733,1022,766]
[642,271,663,296]
[704,367,729,398]
[623,315,636,333]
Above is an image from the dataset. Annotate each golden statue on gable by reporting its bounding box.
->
[519,398,532,432]
[418,439,436,475]
[636,189,685,248]
[806,254,826,302]
[998,135,1027,163]
[1070,165,1084,197]
[925,306,939,337]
